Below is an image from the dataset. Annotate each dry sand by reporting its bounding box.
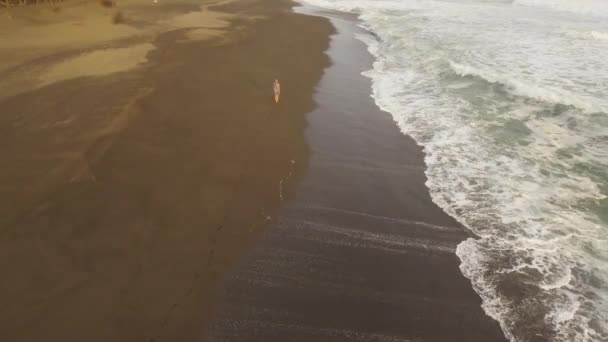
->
[39,43,156,85]
[0,0,332,341]
[0,0,236,98]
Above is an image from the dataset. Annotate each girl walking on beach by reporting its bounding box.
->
[273,79,281,103]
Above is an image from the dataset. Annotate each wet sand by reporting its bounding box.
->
[0,0,332,341]
[207,7,508,342]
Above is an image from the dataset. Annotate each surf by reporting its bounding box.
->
[299,0,608,341]
[513,0,608,17]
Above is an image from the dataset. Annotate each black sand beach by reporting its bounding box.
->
[207,7,508,342]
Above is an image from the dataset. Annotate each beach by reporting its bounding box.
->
[206,7,507,342]
[0,0,332,340]
[4,0,596,341]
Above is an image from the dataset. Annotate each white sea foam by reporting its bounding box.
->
[566,30,608,42]
[514,0,608,18]
[448,61,608,113]
[301,0,608,341]
[590,31,608,41]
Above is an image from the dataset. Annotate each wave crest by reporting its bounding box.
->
[448,60,607,113]
[514,0,608,17]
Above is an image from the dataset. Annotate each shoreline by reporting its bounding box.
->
[207,5,508,342]
[2,0,511,340]
[0,1,332,341]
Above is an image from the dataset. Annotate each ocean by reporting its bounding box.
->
[298,0,608,341]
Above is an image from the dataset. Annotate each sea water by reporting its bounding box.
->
[298,0,608,340]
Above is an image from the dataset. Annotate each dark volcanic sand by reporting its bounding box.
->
[207,8,508,342]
